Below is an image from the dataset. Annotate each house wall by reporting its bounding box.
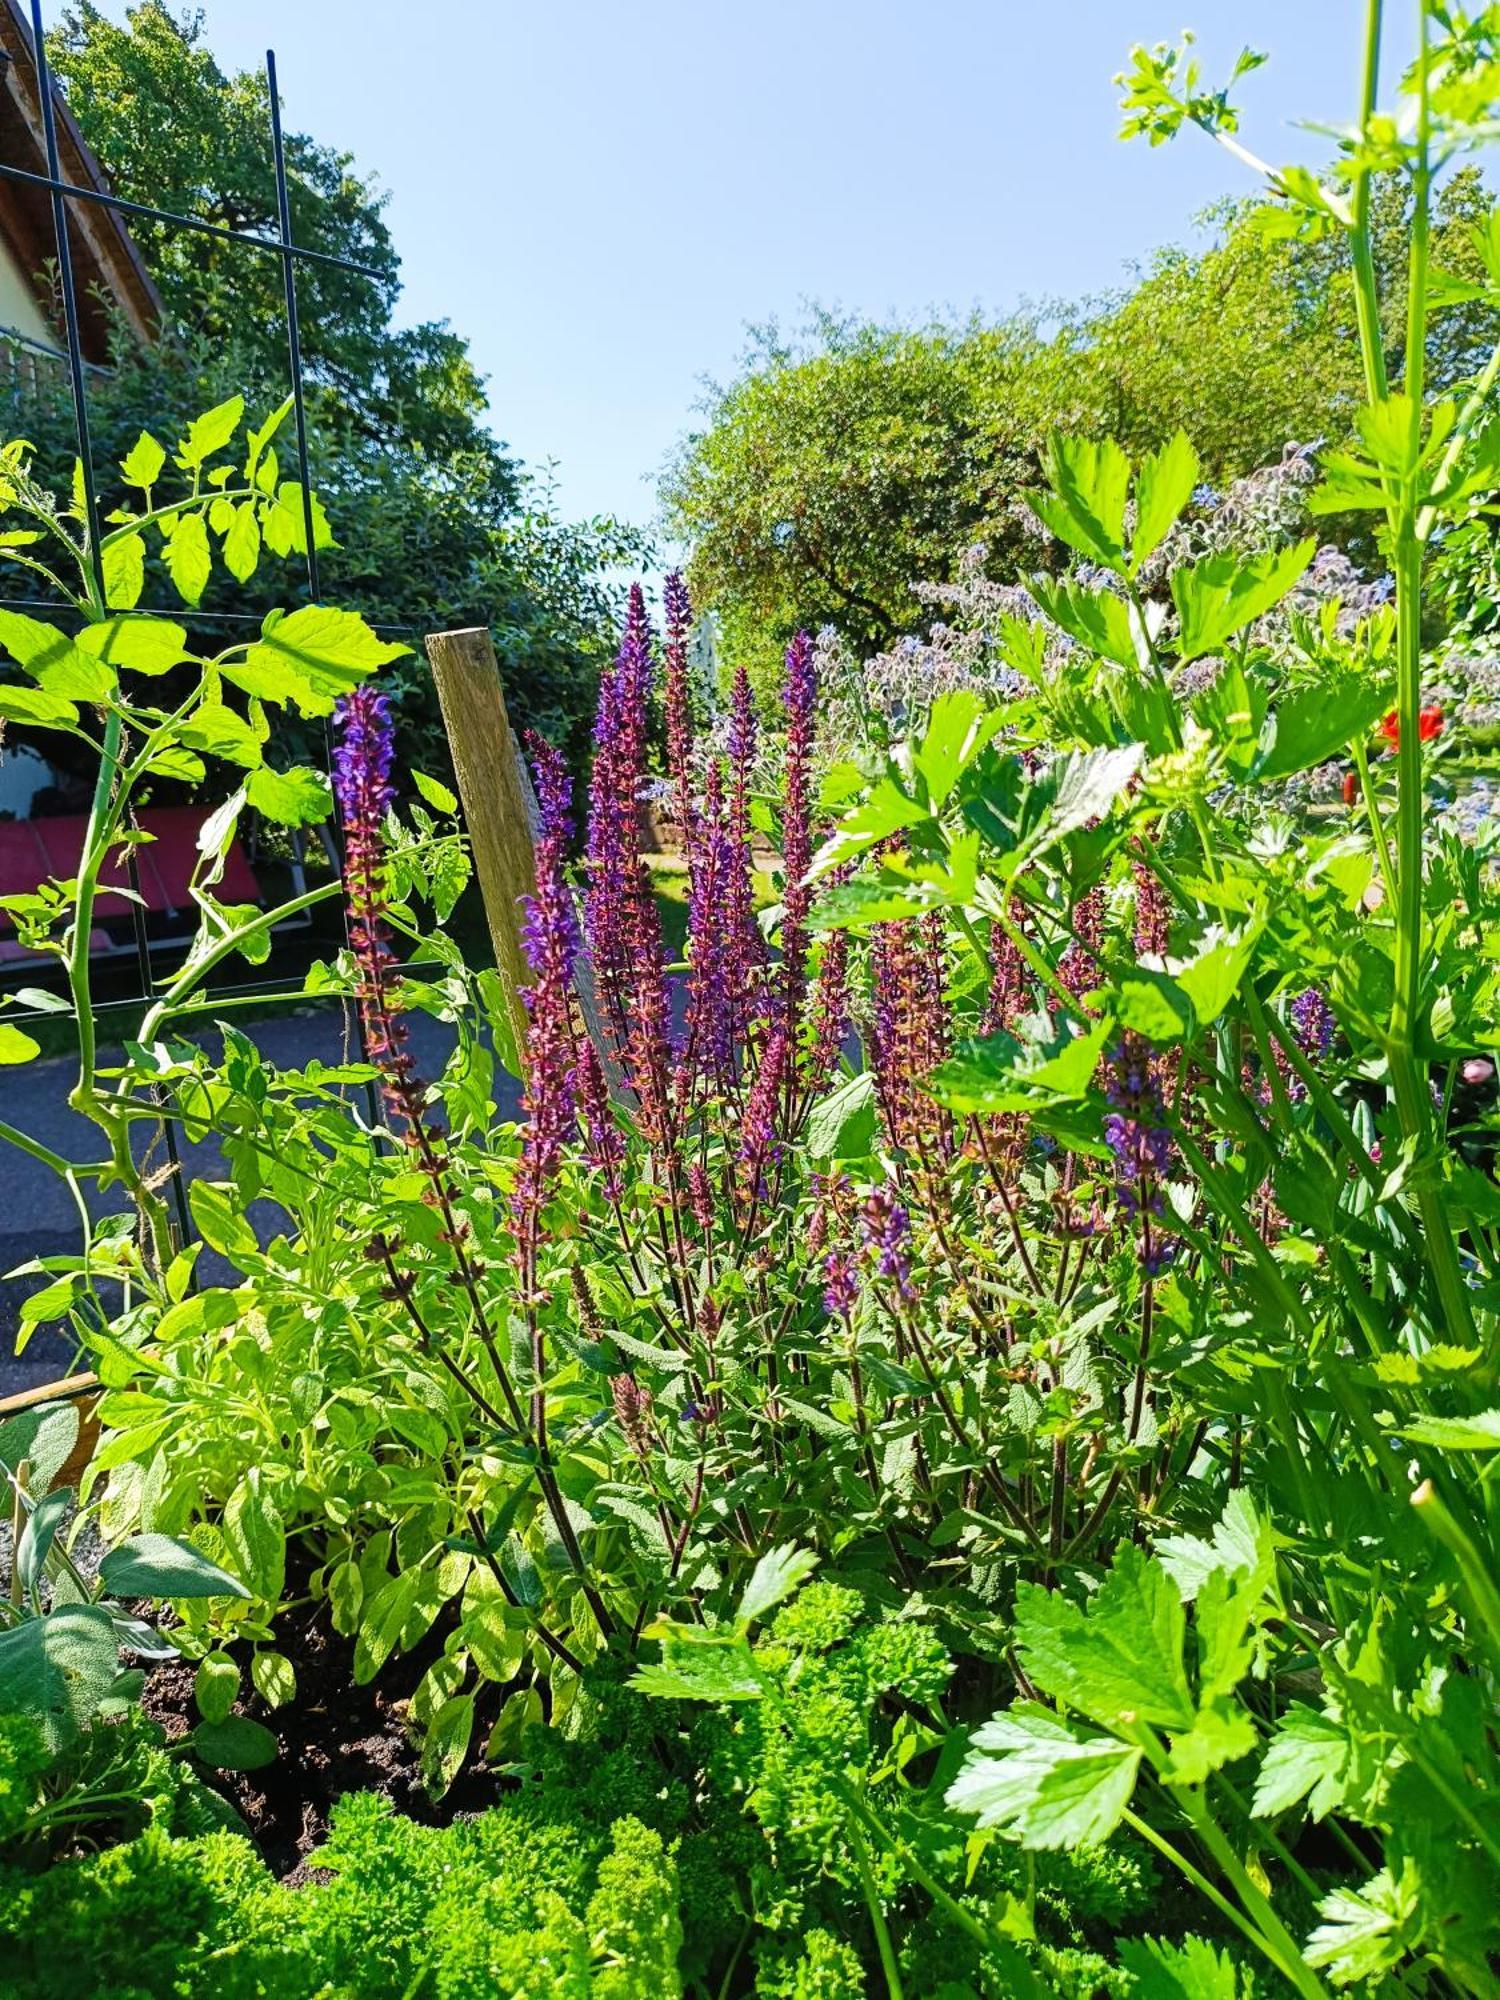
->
[0,233,53,349]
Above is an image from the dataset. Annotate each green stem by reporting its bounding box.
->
[1352,738,1398,914]
[1121,1806,1303,1979]
[846,1813,905,2000]
[68,708,123,1106]
[1412,1478,1500,1676]
[1348,0,1390,407]
[1177,1795,1332,2000]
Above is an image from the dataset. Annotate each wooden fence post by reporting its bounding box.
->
[424,626,536,1075]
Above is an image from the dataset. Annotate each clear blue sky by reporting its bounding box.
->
[94,1,1411,536]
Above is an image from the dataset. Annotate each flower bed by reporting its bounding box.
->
[5,10,1500,1997]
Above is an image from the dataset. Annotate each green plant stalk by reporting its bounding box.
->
[1412,1477,1500,1676]
[1346,2,1475,1350]
[829,1773,1012,1965]
[1176,1792,1332,2000]
[1120,1804,1323,1995]
[1352,737,1399,912]
[845,1811,905,2000]
[1348,0,1390,407]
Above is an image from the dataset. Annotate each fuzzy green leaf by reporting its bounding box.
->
[77,615,189,677]
[805,1070,877,1160]
[190,1715,278,1771]
[0,686,77,728]
[246,762,333,827]
[99,1533,250,1601]
[175,396,245,470]
[119,431,166,488]
[412,769,459,814]
[164,513,212,607]
[101,531,145,610]
[222,502,262,584]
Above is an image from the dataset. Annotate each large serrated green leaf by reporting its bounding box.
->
[736,1544,819,1625]
[1015,1547,1194,1731]
[1172,540,1315,661]
[946,1705,1142,1849]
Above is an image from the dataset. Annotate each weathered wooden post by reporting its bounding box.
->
[424,626,537,1074]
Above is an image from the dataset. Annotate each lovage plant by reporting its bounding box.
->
[782,14,1500,1994]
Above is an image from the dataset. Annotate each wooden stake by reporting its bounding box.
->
[425,626,536,1075]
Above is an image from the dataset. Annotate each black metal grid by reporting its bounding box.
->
[3,2,390,1254]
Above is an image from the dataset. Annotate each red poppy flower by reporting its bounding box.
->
[1378,706,1445,750]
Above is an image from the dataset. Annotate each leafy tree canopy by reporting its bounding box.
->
[17,2,644,771]
[666,172,1498,687]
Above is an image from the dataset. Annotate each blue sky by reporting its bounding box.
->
[92,2,1409,535]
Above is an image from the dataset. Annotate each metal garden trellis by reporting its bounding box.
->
[0,0,395,1255]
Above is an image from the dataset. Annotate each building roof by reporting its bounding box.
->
[0,0,161,362]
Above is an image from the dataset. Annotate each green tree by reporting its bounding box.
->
[666,173,1498,679]
[11,2,644,774]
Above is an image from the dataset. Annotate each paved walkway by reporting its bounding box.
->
[1,1008,520,1397]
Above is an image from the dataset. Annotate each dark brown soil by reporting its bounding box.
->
[140,1578,498,1879]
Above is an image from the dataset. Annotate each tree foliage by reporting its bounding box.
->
[17,2,644,772]
[666,172,1499,684]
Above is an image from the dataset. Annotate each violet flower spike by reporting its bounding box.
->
[779,631,817,1036]
[1133,861,1170,960]
[333,685,425,1130]
[1290,987,1334,1064]
[1103,1031,1177,1271]
[680,757,738,1098]
[512,734,581,1251]
[583,586,675,1135]
[724,663,768,1037]
[861,1186,915,1301]
[663,569,695,844]
[823,1251,859,1318]
[737,1025,788,1210]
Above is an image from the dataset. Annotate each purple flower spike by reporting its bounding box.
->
[779,632,817,1034]
[1103,1031,1177,1267]
[1133,862,1170,960]
[578,1039,625,1206]
[333,685,425,1131]
[1290,988,1334,1064]
[332,684,396,828]
[584,586,674,1138]
[862,1186,915,1300]
[737,1025,788,1210]
[512,734,581,1257]
[663,570,695,842]
[723,664,768,1038]
[823,1251,859,1318]
[681,758,738,1096]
